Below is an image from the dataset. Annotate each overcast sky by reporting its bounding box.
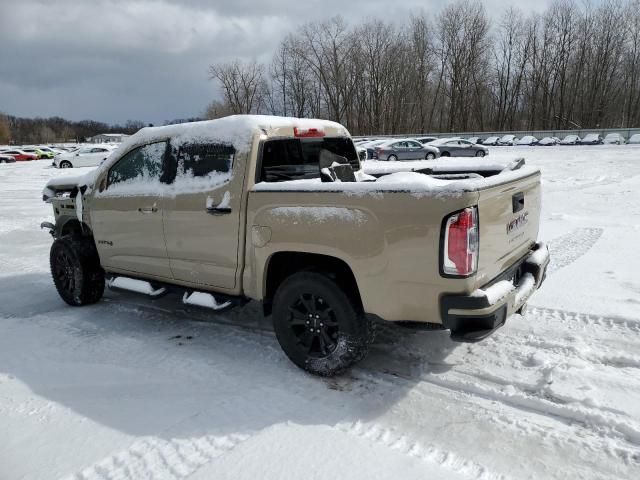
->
[0,0,554,125]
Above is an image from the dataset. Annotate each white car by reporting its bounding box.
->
[560,134,581,145]
[54,145,117,168]
[603,133,626,145]
[538,137,558,146]
[516,136,539,146]
[497,134,518,146]
[628,134,640,144]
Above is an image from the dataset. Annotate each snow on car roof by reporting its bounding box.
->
[115,115,350,159]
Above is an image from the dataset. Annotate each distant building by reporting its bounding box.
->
[87,133,130,144]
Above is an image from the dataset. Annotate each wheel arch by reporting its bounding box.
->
[57,217,94,239]
[262,251,363,316]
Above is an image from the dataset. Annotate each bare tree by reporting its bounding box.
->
[209,60,265,114]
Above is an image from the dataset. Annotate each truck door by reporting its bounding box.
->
[90,141,173,279]
[162,142,246,292]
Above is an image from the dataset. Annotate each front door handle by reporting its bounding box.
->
[206,206,232,215]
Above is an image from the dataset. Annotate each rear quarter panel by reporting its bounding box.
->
[244,190,479,323]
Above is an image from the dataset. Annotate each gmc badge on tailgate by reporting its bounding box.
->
[507,211,529,234]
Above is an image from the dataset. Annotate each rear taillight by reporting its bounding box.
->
[442,207,478,276]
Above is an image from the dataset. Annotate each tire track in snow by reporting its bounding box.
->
[335,421,506,480]
[547,227,603,273]
[63,433,250,480]
[526,305,640,333]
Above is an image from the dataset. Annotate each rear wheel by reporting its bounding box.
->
[475,150,485,157]
[426,152,436,160]
[59,160,72,168]
[50,236,105,306]
[387,154,398,162]
[272,272,374,376]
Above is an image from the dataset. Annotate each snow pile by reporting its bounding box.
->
[471,280,515,305]
[362,158,508,175]
[270,206,367,224]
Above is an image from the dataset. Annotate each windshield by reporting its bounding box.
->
[260,137,358,182]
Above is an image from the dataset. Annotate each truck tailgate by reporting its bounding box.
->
[475,170,541,287]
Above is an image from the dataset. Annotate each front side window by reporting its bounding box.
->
[108,141,166,187]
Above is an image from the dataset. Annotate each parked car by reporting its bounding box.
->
[516,136,539,146]
[538,137,559,146]
[0,149,38,161]
[356,145,367,161]
[429,138,489,157]
[37,146,61,156]
[580,133,603,145]
[0,154,16,163]
[498,134,518,146]
[482,136,500,146]
[375,139,440,161]
[467,137,484,145]
[628,134,640,144]
[360,139,388,159]
[416,136,438,144]
[54,145,116,168]
[603,133,626,145]
[41,114,548,376]
[21,147,55,159]
[560,134,581,145]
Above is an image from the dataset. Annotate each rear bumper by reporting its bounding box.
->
[440,242,550,342]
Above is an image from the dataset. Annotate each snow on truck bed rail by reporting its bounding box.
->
[253,164,540,196]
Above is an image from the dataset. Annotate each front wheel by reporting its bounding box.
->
[59,160,72,168]
[475,150,485,157]
[272,272,374,376]
[440,151,450,157]
[425,152,436,160]
[387,154,398,162]
[50,236,105,306]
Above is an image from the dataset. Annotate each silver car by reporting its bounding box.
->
[429,138,489,157]
[374,139,440,161]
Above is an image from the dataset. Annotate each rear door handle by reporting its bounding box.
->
[206,206,232,215]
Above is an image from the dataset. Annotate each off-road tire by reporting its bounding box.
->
[476,150,485,157]
[272,272,374,376]
[387,154,398,162]
[426,152,436,160]
[50,235,105,306]
[59,161,72,168]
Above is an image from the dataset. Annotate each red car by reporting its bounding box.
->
[0,149,38,161]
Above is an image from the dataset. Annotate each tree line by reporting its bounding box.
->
[208,0,640,134]
[0,114,207,145]
[0,114,148,145]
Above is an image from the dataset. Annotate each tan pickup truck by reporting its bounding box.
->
[42,115,549,376]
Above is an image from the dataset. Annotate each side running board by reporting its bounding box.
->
[108,277,167,297]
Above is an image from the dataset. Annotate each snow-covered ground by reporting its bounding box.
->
[1,146,640,479]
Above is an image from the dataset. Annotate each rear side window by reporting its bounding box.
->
[176,143,235,177]
[260,137,358,182]
[108,141,167,187]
